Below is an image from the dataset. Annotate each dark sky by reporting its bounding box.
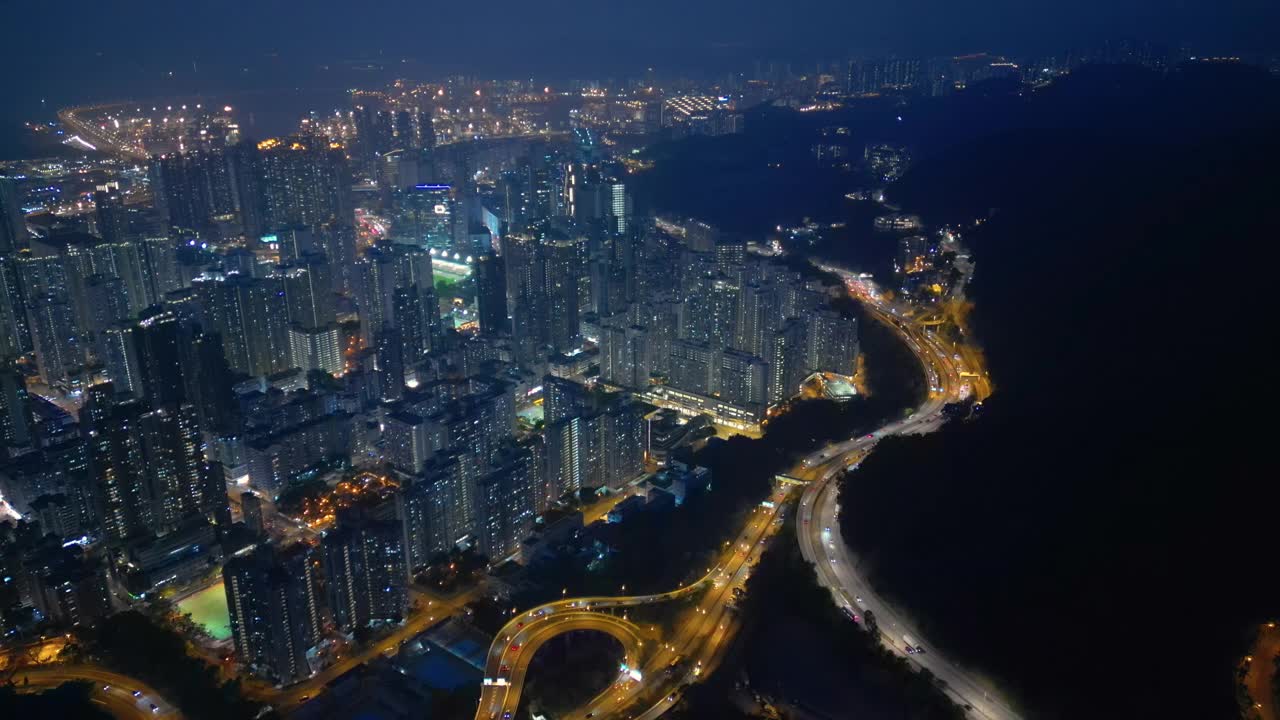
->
[1,0,1275,123]
[7,0,1276,67]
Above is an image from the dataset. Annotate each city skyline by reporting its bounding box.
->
[0,7,1276,720]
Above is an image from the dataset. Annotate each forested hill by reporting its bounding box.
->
[839,69,1280,719]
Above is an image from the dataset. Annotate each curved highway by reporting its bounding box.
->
[795,272,1019,720]
[472,266,1008,720]
[474,487,791,719]
[478,612,646,719]
[9,664,181,719]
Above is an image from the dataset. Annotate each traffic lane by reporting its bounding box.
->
[792,355,1017,713]
[487,485,790,719]
[802,517,1003,718]
[810,477,1017,720]
[500,618,644,717]
[15,664,179,719]
[635,494,786,712]
[797,392,950,472]
[602,494,785,719]
[479,613,645,720]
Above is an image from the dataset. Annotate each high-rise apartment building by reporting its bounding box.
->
[224,543,324,685]
[806,310,859,377]
[473,440,542,560]
[322,510,407,631]
[767,319,809,405]
[0,179,28,254]
[719,349,769,408]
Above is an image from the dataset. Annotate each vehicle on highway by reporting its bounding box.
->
[150,704,159,713]
[132,690,142,697]
[902,635,925,654]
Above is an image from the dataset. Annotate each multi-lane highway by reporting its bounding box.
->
[10,664,180,719]
[477,611,646,719]
[794,274,1018,720]
[474,486,791,720]
[469,270,1010,720]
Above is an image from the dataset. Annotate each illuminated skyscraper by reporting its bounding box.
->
[0,257,28,357]
[84,391,150,544]
[719,349,769,408]
[473,252,507,336]
[545,413,600,498]
[669,339,718,396]
[137,403,222,533]
[542,237,581,353]
[224,543,324,684]
[101,324,142,399]
[474,441,542,560]
[322,510,408,631]
[397,456,471,572]
[375,327,405,402]
[806,309,859,377]
[93,187,129,244]
[735,284,778,357]
[599,322,649,389]
[382,410,443,475]
[0,178,28,253]
[605,182,632,235]
[27,292,81,386]
[0,363,32,454]
[767,318,808,405]
[194,275,290,377]
[283,258,336,330]
[148,149,235,233]
[355,243,440,355]
[392,184,454,249]
[599,398,646,490]
[258,136,353,230]
[135,307,186,409]
[288,325,343,376]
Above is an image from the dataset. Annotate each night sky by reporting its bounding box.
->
[6,0,1277,72]
[3,0,1275,164]
[0,0,1272,128]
